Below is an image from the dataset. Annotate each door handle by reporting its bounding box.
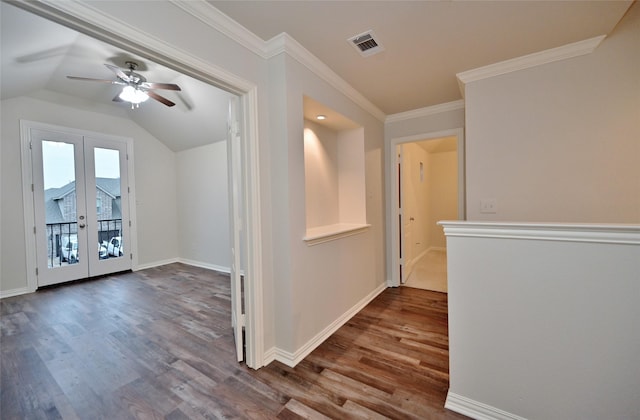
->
[79,223,86,228]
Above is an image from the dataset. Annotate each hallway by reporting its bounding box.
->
[0,263,466,419]
[404,249,448,293]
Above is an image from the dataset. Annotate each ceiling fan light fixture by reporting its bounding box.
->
[119,85,149,104]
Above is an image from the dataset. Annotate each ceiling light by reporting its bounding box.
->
[316,115,327,120]
[119,85,149,105]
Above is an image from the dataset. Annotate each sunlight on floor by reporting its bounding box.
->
[403,249,447,293]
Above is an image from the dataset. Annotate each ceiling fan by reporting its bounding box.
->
[67,61,181,108]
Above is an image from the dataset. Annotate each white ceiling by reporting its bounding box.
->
[1,1,633,152]
[1,2,234,152]
[210,0,633,115]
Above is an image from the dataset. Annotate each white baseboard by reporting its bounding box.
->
[272,283,387,368]
[177,258,231,274]
[0,287,31,299]
[133,258,179,271]
[262,346,277,366]
[445,392,527,420]
[135,258,238,276]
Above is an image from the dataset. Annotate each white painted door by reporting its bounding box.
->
[84,136,131,277]
[30,127,131,287]
[397,149,406,284]
[228,97,245,362]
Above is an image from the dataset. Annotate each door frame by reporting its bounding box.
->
[13,1,265,369]
[389,128,465,288]
[20,120,138,289]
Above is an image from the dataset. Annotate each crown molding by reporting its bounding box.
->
[21,0,386,122]
[169,0,267,59]
[266,33,386,122]
[172,1,387,122]
[385,99,465,124]
[456,35,606,93]
[14,0,254,94]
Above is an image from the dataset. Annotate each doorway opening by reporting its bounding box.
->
[390,128,465,290]
[11,2,264,368]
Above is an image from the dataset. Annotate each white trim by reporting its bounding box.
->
[19,0,254,94]
[133,258,180,271]
[0,287,31,299]
[170,0,266,59]
[456,35,606,94]
[386,100,465,124]
[389,128,465,288]
[266,33,386,122]
[262,346,277,366]
[177,258,230,274]
[19,121,38,294]
[303,223,371,246]
[438,221,640,245]
[445,392,527,420]
[159,1,387,122]
[242,87,265,368]
[273,283,387,368]
[125,140,139,271]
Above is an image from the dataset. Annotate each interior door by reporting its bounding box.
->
[228,96,245,362]
[30,127,131,287]
[397,149,405,283]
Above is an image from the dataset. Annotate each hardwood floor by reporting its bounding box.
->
[1,263,467,419]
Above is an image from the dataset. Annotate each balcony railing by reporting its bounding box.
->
[46,219,122,267]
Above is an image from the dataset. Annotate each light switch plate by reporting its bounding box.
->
[480,199,497,214]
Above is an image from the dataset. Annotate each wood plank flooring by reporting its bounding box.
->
[1,263,467,419]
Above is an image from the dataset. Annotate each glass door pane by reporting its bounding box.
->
[31,129,88,287]
[42,140,79,267]
[84,137,130,277]
[94,148,123,261]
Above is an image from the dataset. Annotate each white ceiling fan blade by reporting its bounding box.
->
[104,63,131,82]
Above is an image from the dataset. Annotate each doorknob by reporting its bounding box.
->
[79,223,86,228]
[410,217,415,221]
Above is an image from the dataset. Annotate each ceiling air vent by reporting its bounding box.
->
[348,30,384,57]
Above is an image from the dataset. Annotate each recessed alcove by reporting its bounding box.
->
[302,96,369,245]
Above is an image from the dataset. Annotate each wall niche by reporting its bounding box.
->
[303,96,369,245]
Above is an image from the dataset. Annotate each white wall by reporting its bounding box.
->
[441,5,640,419]
[427,150,457,249]
[304,120,339,228]
[0,94,178,293]
[442,222,640,420]
[464,2,640,223]
[176,141,230,270]
[269,53,386,361]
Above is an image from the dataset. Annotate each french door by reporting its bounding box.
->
[29,125,131,287]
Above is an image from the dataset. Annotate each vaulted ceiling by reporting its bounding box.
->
[1,1,634,152]
[1,1,234,152]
